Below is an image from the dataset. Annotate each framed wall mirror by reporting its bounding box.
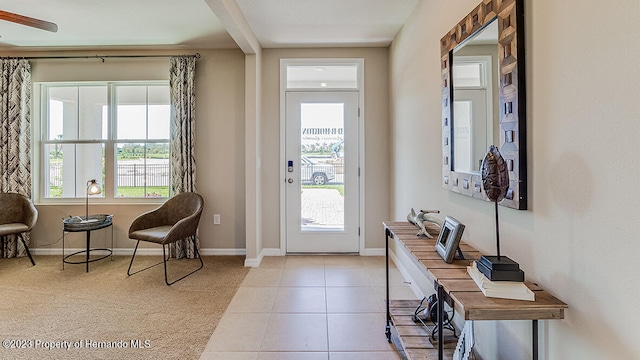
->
[441,0,527,210]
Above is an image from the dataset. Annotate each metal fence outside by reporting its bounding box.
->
[49,163,170,187]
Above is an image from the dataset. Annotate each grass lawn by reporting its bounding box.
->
[117,186,169,197]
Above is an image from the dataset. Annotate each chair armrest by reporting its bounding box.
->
[162,210,203,245]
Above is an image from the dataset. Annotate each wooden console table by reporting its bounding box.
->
[384,221,567,360]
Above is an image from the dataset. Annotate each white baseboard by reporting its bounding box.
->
[244,257,261,267]
[33,248,142,256]
[244,248,282,267]
[33,248,246,256]
[35,246,386,262]
[200,248,246,256]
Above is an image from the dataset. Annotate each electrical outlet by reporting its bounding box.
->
[213,213,220,224]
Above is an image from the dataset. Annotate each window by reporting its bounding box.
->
[286,65,358,89]
[453,61,485,87]
[41,82,170,200]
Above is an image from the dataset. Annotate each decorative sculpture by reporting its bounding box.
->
[478,145,524,281]
[481,145,509,259]
[407,208,442,238]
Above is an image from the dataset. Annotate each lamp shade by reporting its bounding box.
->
[85,179,102,220]
[87,179,102,195]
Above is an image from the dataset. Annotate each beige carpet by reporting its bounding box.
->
[0,255,249,360]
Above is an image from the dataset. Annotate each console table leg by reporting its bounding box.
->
[385,228,392,342]
[437,283,444,360]
[533,320,538,360]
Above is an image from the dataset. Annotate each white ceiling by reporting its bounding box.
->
[0,0,419,51]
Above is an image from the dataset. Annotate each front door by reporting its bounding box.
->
[285,91,359,253]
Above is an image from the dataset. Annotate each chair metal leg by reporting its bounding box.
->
[127,240,167,277]
[127,240,141,276]
[128,237,204,285]
[163,237,204,286]
[18,233,35,266]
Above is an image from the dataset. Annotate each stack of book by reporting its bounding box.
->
[467,261,535,301]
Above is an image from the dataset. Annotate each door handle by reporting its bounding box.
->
[287,178,294,184]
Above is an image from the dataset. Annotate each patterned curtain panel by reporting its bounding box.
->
[169,56,198,259]
[0,59,32,259]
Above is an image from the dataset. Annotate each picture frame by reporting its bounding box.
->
[435,216,465,263]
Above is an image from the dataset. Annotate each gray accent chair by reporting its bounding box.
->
[0,193,37,266]
[127,192,204,285]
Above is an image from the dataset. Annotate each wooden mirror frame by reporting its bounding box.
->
[441,0,527,210]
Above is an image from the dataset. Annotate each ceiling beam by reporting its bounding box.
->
[203,0,261,54]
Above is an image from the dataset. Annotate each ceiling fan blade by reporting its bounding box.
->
[0,10,58,32]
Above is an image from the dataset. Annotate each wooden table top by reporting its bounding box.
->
[384,221,567,321]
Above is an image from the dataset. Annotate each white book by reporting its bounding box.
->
[467,262,535,301]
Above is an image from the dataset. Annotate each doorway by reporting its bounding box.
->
[284,91,360,253]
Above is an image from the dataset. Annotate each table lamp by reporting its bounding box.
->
[85,179,102,220]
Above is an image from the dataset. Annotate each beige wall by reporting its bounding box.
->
[390,0,640,359]
[12,49,246,252]
[260,48,390,251]
[13,45,390,258]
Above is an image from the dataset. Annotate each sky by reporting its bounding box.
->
[49,101,170,141]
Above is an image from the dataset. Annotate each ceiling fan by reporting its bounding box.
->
[0,9,58,32]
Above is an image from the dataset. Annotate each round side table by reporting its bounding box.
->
[62,214,114,272]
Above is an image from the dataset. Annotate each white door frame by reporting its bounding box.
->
[279,58,365,255]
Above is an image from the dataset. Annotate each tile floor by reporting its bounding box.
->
[200,255,418,360]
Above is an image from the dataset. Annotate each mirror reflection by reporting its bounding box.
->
[452,19,498,174]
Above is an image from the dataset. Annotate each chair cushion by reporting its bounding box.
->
[129,225,173,244]
[0,223,28,237]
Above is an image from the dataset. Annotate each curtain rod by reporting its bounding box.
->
[2,53,201,61]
